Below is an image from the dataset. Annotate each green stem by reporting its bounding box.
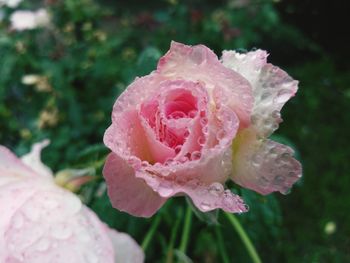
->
[179,205,193,254]
[165,210,182,263]
[224,213,262,263]
[215,227,230,263]
[141,214,161,251]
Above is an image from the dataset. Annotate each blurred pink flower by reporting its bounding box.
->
[0,140,144,263]
[103,41,302,217]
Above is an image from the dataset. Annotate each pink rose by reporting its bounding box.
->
[0,141,144,263]
[103,42,302,217]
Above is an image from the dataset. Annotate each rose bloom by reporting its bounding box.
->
[0,141,144,263]
[103,42,302,217]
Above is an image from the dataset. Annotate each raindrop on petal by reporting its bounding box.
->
[158,183,174,197]
[208,182,224,196]
[200,201,211,211]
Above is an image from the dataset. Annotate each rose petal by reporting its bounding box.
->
[0,179,40,260]
[231,129,302,195]
[0,146,37,184]
[221,49,268,86]
[103,153,167,218]
[250,64,298,137]
[222,50,298,137]
[1,145,144,262]
[136,145,247,213]
[105,109,155,163]
[20,139,53,179]
[157,41,253,128]
[3,184,115,262]
[108,229,145,263]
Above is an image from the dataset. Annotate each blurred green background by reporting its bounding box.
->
[0,0,349,262]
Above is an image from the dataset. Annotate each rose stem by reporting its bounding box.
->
[141,214,161,252]
[178,205,193,254]
[224,212,262,263]
[215,227,230,263]
[165,209,182,263]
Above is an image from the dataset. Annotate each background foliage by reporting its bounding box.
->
[0,0,349,262]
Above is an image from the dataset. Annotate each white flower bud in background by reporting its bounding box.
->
[0,0,23,8]
[324,221,337,235]
[21,74,40,85]
[10,8,50,31]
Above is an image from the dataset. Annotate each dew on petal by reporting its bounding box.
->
[174,145,182,154]
[12,213,24,229]
[22,204,40,221]
[51,224,72,240]
[84,251,99,263]
[191,151,201,161]
[208,182,224,196]
[157,183,174,197]
[188,110,197,118]
[34,238,50,252]
[197,136,206,146]
[274,89,292,103]
[200,117,208,126]
[216,129,226,141]
[200,201,212,211]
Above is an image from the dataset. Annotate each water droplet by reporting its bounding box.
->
[274,175,285,184]
[77,228,91,243]
[184,130,190,138]
[164,158,174,166]
[187,179,199,189]
[274,89,291,103]
[128,157,141,169]
[251,154,261,167]
[222,190,234,207]
[141,161,149,168]
[162,169,170,176]
[51,224,72,240]
[23,204,40,221]
[13,213,24,229]
[200,117,208,126]
[202,126,209,134]
[158,183,174,197]
[191,151,201,161]
[261,92,271,101]
[216,129,226,141]
[179,156,188,163]
[35,238,50,252]
[188,110,197,118]
[208,182,224,196]
[243,204,250,211]
[271,110,280,119]
[174,145,182,154]
[281,187,291,195]
[281,152,291,160]
[84,251,99,263]
[197,136,206,146]
[200,202,211,211]
[259,177,269,187]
